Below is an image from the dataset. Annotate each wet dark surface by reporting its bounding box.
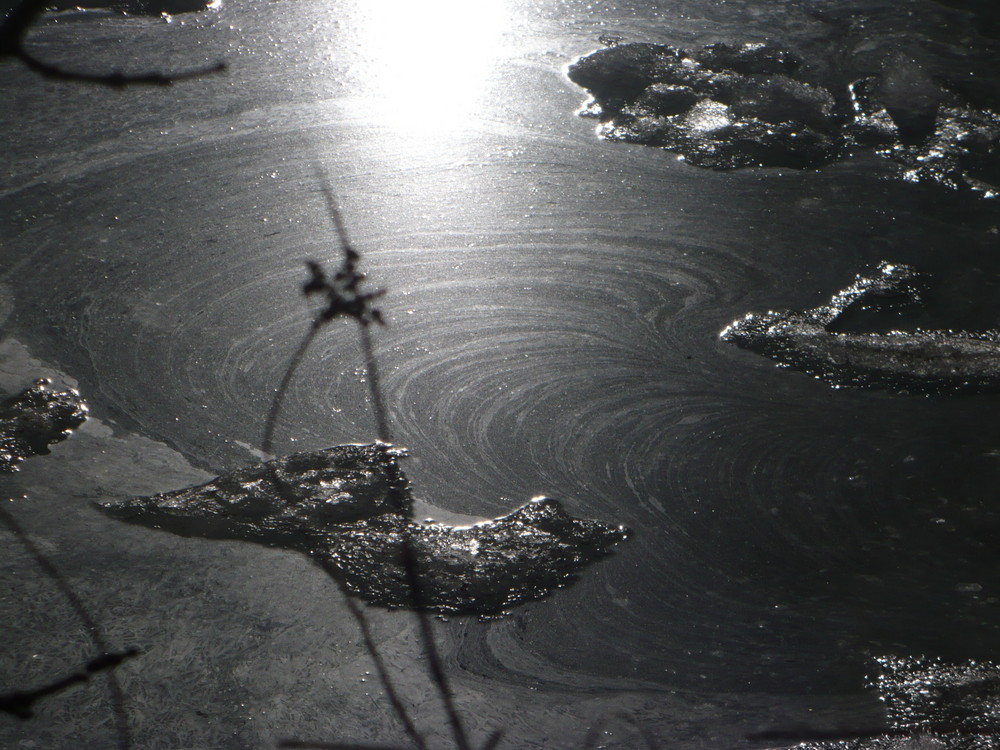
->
[720,261,1000,393]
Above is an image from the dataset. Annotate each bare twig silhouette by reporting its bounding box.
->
[311,169,471,750]
[0,504,135,749]
[357,324,392,446]
[264,167,471,750]
[0,0,225,85]
[261,176,427,749]
[262,322,321,456]
[316,559,429,750]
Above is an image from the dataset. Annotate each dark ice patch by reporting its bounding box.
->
[318,497,628,614]
[720,261,1000,394]
[0,379,87,472]
[99,443,628,615]
[99,442,411,542]
[568,41,842,170]
[569,42,1000,194]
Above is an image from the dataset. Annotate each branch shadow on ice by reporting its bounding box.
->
[0,649,140,720]
[44,0,216,13]
[97,443,629,616]
[720,261,1000,394]
[1,0,225,86]
[567,41,1000,196]
[0,380,134,748]
[754,655,1000,749]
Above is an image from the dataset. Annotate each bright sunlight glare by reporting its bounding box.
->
[355,0,512,138]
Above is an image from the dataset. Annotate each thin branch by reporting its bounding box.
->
[0,0,225,86]
[0,504,134,749]
[314,561,429,750]
[310,167,472,750]
[358,323,392,445]
[262,321,321,455]
[399,546,470,750]
[16,48,226,86]
[263,253,424,747]
[272,167,473,750]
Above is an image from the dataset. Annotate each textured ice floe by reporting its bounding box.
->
[720,261,1000,393]
[99,443,628,615]
[848,58,1000,198]
[568,41,840,170]
[0,379,87,472]
[768,655,1000,749]
[568,41,1000,194]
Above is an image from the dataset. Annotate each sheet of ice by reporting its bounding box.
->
[569,41,1000,194]
[720,261,1000,393]
[99,443,629,615]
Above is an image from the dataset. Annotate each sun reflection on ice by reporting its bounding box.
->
[354,0,512,142]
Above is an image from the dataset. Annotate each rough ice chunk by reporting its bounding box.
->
[99,444,628,615]
[569,40,1000,194]
[0,379,87,473]
[568,41,842,170]
[720,261,1000,393]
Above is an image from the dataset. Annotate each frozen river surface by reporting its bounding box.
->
[4,0,1000,747]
